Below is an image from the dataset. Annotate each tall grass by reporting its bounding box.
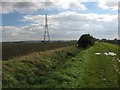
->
[2,46,80,88]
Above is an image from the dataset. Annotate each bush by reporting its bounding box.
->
[77,34,95,48]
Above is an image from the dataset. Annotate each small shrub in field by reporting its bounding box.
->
[77,34,96,48]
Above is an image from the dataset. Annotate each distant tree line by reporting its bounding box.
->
[100,38,120,45]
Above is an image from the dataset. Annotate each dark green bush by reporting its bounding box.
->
[77,34,95,48]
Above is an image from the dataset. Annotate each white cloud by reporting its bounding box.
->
[1,0,118,14]
[22,11,117,26]
[0,0,86,14]
[2,0,96,2]
[1,2,42,14]
[98,0,118,10]
[2,11,118,42]
[1,0,118,41]
[22,11,118,39]
[2,25,44,42]
[0,26,2,42]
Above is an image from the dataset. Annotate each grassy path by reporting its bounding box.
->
[38,42,120,88]
[76,42,120,88]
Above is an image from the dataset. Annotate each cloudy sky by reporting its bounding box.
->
[0,0,118,42]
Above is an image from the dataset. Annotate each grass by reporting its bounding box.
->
[2,46,80,88]
[76,42,119,88]
[2,42,120,88]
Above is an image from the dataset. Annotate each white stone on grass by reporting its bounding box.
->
[113,64,117,68]
[104,52,116,56]
[117,58,120,62]
[108,52,116,56]
[116,69,119,72]
[104,52,109,56]
[95,53,101,55]
[103,78,106,81]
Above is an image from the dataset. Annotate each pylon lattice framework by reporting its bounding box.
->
[44,14,50,42]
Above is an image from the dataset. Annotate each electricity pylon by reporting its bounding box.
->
[44,14,50,42]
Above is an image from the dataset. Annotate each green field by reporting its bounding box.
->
[2,42,120,88]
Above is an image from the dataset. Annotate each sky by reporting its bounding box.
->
[0,0,119,42]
